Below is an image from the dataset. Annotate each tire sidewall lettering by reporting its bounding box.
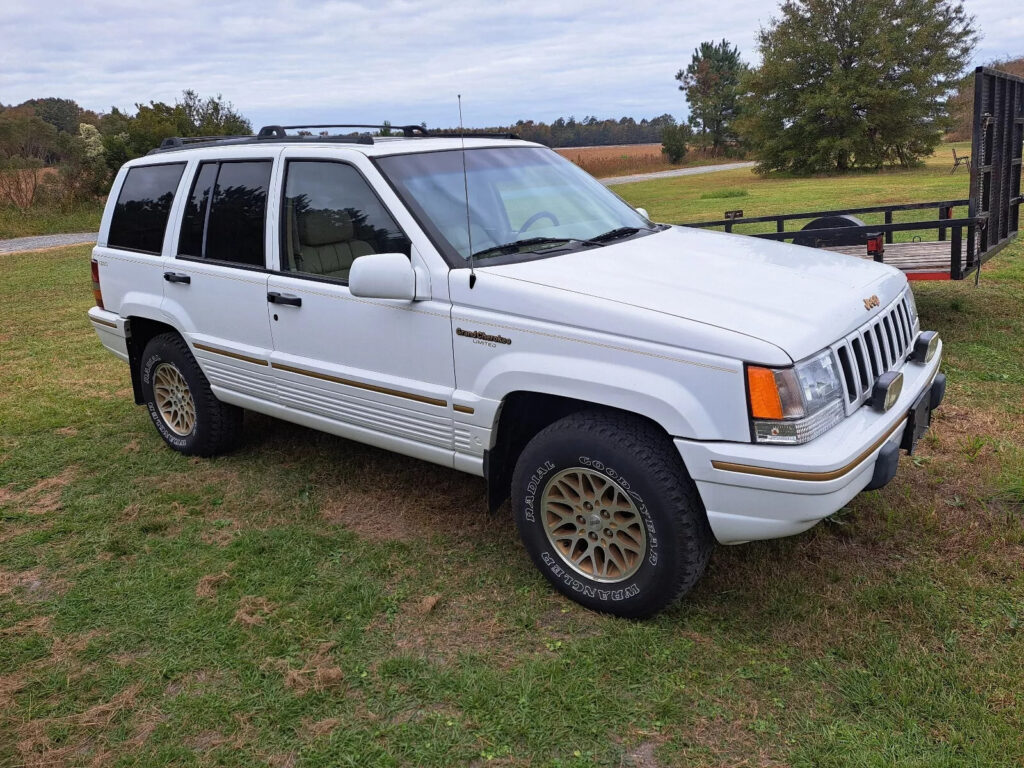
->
[522,454,661,604]
[141,343,196,449]
[523,459,555,523]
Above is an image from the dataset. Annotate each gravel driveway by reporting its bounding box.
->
[600,161,755,186]
[0,232,97,254]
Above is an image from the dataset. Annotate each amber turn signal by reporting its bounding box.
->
[747,366,784,420]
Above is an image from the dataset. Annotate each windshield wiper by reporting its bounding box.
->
[588,226,656,243]
[471,236,595,260]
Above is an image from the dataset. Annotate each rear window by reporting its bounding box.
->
[177,160,271,268]
[107,163,186,254]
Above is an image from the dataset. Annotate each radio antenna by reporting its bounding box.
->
[458,94,476,288]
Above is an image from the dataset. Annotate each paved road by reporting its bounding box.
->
[0,163,753,254]
[0,231,97,254]
[600,161,755,186]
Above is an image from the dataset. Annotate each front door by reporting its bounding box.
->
[265,156,456,462]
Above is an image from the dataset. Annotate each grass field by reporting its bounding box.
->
[556,144,732,179]
[1,155,1023,766]
[0,201,104,241]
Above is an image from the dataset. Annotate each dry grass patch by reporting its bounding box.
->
[195,569,232,599]
[0,567,68,601]
[317,459,488,543]
[233,595,276,627]
[262,646,346,699]
[0,614,53,636]
[279,642,345,696]
[13,682,144,768]
[0,465,78,515]
[299,716,343,740]
[384,589,526,665]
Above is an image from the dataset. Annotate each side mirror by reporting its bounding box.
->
[349,253,417,300]
[635,207,650,220]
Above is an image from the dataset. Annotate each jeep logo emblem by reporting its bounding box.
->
[863,295,880,310]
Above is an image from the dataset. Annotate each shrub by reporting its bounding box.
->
[661,124,692,164]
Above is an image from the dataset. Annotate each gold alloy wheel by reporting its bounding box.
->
[152,362,196,436]
[541,467,647,583]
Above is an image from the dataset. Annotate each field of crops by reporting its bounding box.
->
[555,143,725,178]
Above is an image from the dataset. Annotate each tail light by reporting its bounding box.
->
[91,259,104,309]
[866,233,885,261]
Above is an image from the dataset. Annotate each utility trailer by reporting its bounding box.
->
[681,67,1023,281]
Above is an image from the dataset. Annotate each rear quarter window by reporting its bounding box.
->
[107,163,186,254]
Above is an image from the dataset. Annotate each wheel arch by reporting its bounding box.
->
[124,315,183,405]
[484,390,677,513]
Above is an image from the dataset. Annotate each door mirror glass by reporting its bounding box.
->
[348,253,417,300]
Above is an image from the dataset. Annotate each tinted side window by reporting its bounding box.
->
[177,162,218,258]
[207,162,271,267]
[107,163,185,254]
[282,161,411,281]
[176,160,271,267]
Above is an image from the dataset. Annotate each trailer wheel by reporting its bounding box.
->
[792,214,866,248]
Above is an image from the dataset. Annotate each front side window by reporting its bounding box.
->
[178,160,271,267]
[375,147,651,266]
[281,161,411,281]
[107,163,185,254]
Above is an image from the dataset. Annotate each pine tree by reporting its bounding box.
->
[676,40,747,155]
[740,0,977,174]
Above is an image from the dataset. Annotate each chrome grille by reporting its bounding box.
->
[831,289,918,412]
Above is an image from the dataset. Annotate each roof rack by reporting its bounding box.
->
[147,122,521,154]
[262,123,429,138]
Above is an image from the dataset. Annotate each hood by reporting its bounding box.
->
[479,226,909,362]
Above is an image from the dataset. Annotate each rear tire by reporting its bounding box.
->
[140,333,242,456]
[511,410,713,618]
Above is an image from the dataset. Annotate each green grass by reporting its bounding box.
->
[0,200,104,240]
[2,153,1023,766]
[617,141,976,243]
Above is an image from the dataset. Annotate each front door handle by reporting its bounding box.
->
[164,272,191,284]
[267,291,302,307]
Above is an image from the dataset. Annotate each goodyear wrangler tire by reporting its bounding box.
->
[512,410,713,618]
[140,333,242,456]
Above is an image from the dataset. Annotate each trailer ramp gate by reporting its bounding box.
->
[680,67,1023,281]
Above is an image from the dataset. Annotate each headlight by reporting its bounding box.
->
[905,288,920,333]
[746,350,845,444]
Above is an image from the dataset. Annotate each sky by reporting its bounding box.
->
[1,0,1020,130]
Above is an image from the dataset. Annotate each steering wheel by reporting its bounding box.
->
[517,211,560,235]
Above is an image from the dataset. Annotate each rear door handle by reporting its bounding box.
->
[164,272,191,284]
[267,291,302,307]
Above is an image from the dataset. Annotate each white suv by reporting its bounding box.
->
[89,125,945,617]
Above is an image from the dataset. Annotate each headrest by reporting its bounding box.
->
[300,209,353,246]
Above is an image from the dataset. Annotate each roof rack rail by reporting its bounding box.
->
[147,122,519,155]
[264,123,429,138]
[158,134,251,149]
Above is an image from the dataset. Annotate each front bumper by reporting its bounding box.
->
[675,340,943,544]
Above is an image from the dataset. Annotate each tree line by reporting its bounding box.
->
[0,91,249,210]
[433,114,680,147]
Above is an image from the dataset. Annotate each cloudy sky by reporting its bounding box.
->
[1,0,1020,130]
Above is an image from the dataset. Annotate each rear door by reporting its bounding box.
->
[161,151,280,405]
[265,151,456,463]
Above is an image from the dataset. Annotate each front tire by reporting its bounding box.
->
[140,333,242,456]
[512,410,713,618]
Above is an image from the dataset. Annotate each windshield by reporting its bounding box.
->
[375,146,653,266]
